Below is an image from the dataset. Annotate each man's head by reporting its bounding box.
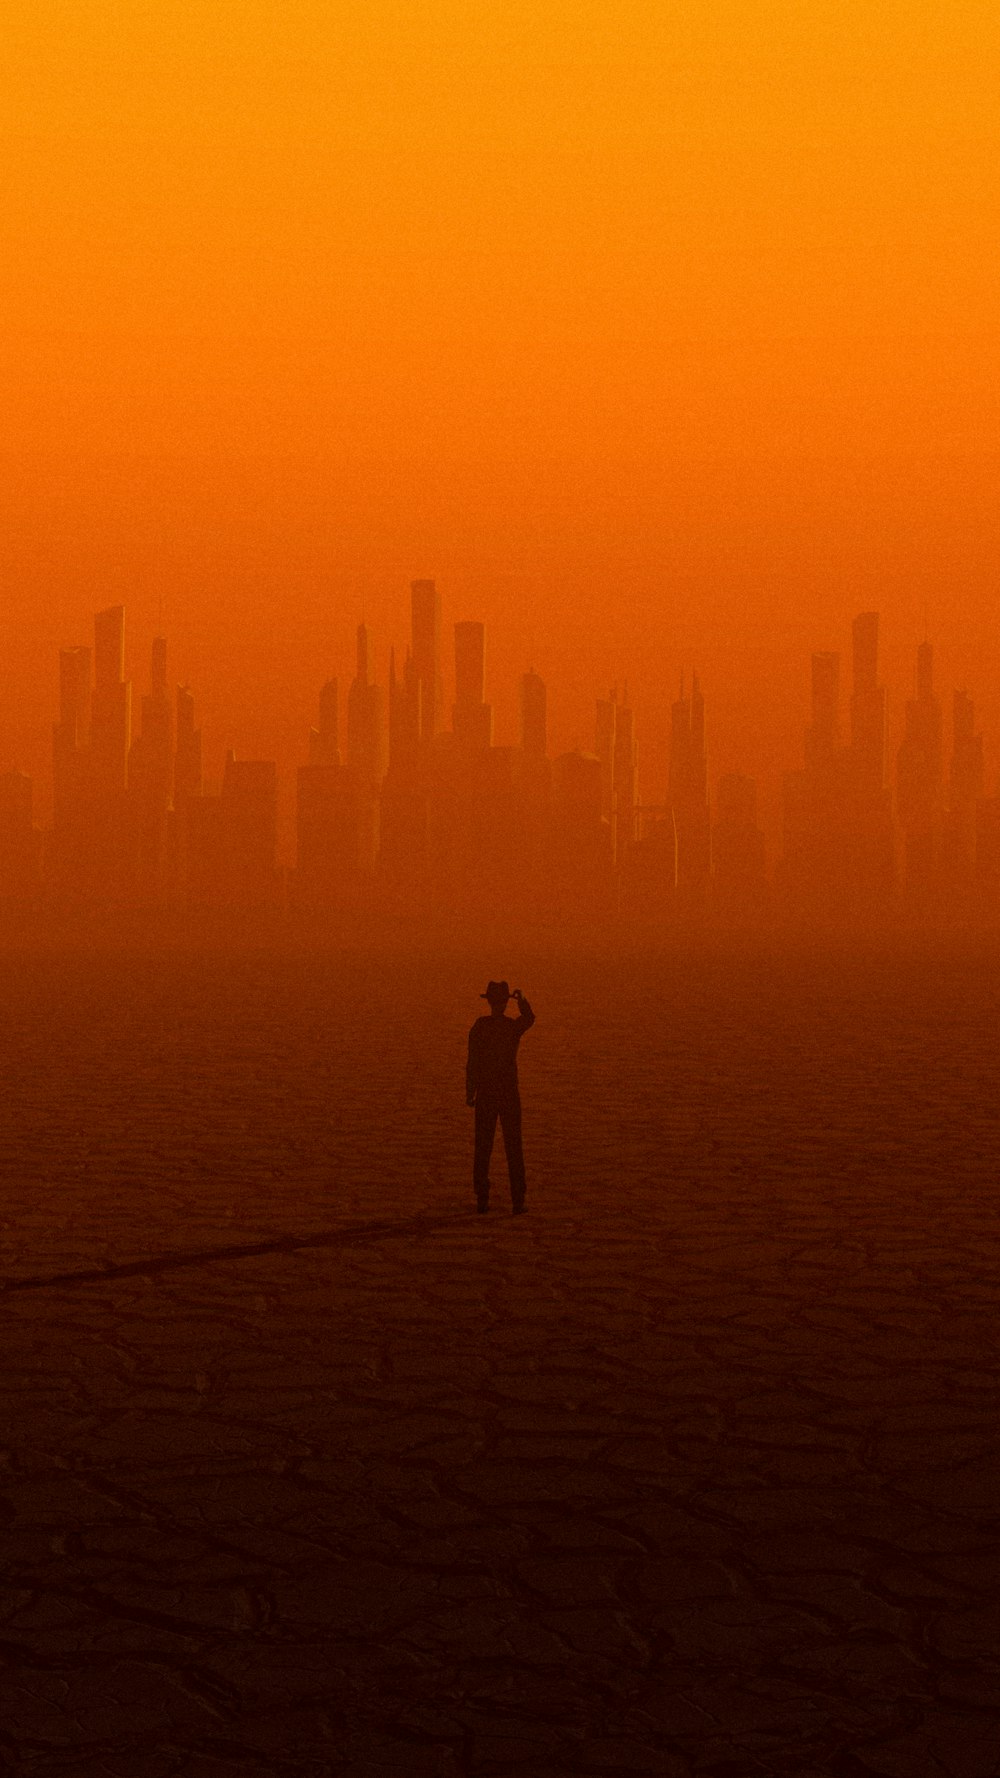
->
[482,980,511,1013]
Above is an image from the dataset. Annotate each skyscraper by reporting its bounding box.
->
[345,627,387,787]
[897,640,943,893]
[128,637,173,810]
[90,605,131,797]
[127,637,175,904]
[298,654,383,900]
[311,679,340,770]
[345,627,386,872]
[519,671,547,758]
[174,686,203,804]
[594,689,638,860]
[58,647,91,748]
[387,647,416,768]
[51,608,132,902]
[667,674,710,895]
[410,580,442,743]
[382,644,427,887]
[452,622,493,751]
[782,618,896,912]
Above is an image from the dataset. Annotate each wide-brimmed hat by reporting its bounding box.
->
[481,980,511,1003]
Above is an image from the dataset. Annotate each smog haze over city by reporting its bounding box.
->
[4,4,1000,1775]
[5,0,1000,847]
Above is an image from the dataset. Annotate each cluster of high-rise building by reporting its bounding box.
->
[0,585,997,922]
[779,610,999,912]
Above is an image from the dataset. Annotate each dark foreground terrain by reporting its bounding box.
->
[1,940,999,1776]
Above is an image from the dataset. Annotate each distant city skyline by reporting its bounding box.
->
[0,581,997,920]
[5,568,1000,861]
[6,0,1000,907]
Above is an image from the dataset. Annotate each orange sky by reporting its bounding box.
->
[4,0,1000,833]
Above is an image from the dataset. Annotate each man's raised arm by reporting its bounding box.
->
[512,990,535,1031]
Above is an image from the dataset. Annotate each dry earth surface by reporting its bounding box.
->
[1,940,999,1776]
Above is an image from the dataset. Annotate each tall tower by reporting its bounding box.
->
[128,636,173,811]
[127,637,175,904]
[410,580,442,743]
[519,671,547,758]
[452,621,493,750]
[897,642,943,823]
[595,689,637,856]
[388,646,421,771]
[669,675,708,808]
[782,622,894,909]
[311,679,340,769]
[347,624,388,787]
[175,686,203,803]
[59,647,91,748]
[90,605,131,797]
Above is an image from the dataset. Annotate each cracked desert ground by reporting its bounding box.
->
[2,940,999,1777]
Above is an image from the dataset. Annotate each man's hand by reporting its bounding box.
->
[466,1095,476,1108]
[512,988,523,1004]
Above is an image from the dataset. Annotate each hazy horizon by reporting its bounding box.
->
[3,589,998,853]
[6,0,1000,833]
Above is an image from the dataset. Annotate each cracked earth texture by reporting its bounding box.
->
[1,941,998,1776]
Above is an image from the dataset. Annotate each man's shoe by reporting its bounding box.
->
[476,1197,489,1214]
[511,1200,527,1216]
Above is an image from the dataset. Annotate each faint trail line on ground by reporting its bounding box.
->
[0,1212,465,1294]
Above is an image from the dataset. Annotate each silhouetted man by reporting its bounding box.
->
[466,981,535,1215]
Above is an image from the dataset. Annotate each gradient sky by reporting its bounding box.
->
[4,0,999,831]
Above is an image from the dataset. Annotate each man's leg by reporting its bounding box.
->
[473,1097,498,1210]
[499,1094,526,1211]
